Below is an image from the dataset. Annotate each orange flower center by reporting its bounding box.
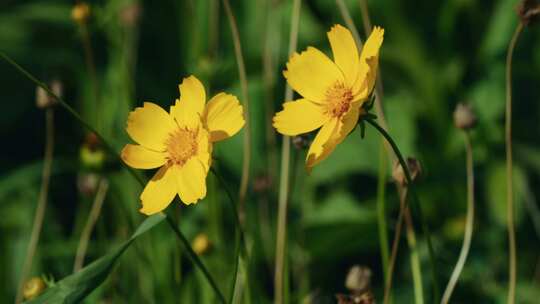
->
[166,128,198,166]
[325,82,353,118]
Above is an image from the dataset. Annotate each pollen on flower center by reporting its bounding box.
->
[166,128,198,166]
[325,82,353,118]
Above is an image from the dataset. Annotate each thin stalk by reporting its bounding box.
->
[0,51,144,186]
[376,141,390,282]
[222,0,252,223]
[404,207,424,304]
[73,179,110,272]
[1,52,225,302]
[366,117,440,301]
[15,108,54,304]
[383,188,407,304]
[275,1,301,303]
[165,216,226,304]
[505,22,523,304]
[79,23,100,130]
[358,0,373,34]
[441,132,475,304]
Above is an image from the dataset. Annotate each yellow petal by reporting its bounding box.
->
[203,93,245,142]
[139,165,177,215]
[170,75,206,127]
[328,24,359,88]
[283,47,344,103]
[175,158,207,204]
[196,128,212,171]
[121,144,166,169]
[126,102,175,151]
[273,99,328,136]
[306,118,340,171]
[353,26,384,97]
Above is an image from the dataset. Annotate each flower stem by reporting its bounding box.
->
[0,52,224,303]
[376,141,390,283]
[366,117,440,302]
[404,206,424,304]
[15,108,54,304]
[73,179,109,272]
[222,0,251,223]
[505,21,523,304]
[441,131,475,304]
[383,188,406,304]
[275,1,301,303]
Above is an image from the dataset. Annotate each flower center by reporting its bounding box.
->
[166,128,198,166]
[325,82,353,118]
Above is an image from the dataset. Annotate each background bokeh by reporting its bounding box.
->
[1,0,540,302]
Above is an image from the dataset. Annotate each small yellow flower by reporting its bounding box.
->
[71,2,91,24]
[192,233,212,255]
[23,277,46,300]
[273,24,384,171]
[121,76,244,215]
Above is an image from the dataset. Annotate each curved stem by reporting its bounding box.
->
[441,132,475,304]
[505,22,523,304]
[73,179,109,272]
[376,141,390,283]
[165,216,226,304]
[275,1,302,303]
[222,0,251,222]
[15,108,54,304]
[0,52,225,302]
[366,117,440,301]
[383,188,407,304]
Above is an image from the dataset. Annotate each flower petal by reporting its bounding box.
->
[196,128,212,171]
[283,47,344,103]
[203,93,245,142]
[273,99,328,136]
[328,24,359,88]
[126,102,175,151]
[175,158,207,205]
[353,26,384,97]
[170,75,206,127]
[139,165,177,215]
[121,144,166,169]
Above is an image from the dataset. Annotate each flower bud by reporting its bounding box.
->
[392,157,422,187]
[72,2,91,24]
[192,233,212,256]
[253,174,271,193]
[292,135,310,150]
[120,3,141,28]
[453,103,476,130]
[77,173,100,196]
[36,80,62,109]
[80,133,105,169]
[23,277,46,300]
[517,0,540,26]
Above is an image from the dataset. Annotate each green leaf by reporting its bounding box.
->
[26,214,166,304]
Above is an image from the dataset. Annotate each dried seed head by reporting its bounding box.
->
[35,80,62,109]
[392,157,422,187]
[72,2,91,24]
[292,135,310,150]
[23,277,46,300]
[192,233,212,256]
[453,103,476,130]
[345,265,372,293]
[517,0,540,26]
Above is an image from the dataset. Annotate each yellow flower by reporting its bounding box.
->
[121,76,245,215]
[273,24,384,171]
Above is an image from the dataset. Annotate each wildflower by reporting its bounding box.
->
[192,233,212,255]
[121,76,244,215]
[273,24,384,170]
[71,2,91,24]
[23,277,46,300]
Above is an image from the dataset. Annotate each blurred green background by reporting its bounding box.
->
[1,0,540,302]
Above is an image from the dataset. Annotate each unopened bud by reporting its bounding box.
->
[392,157,422,187]
[253,174,272,193]
[345,265,372,293]
[120,3,141,28]
[36,80,62,109]
[80,133,105,169]
[517,0,540,26]
[292,135,310,150]
[453,103,476,130]
[192,233,211,256]
[77,173,100,196]
[72,2,91,24]
[23,277,46,300]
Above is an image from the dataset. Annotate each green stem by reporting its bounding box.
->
[441,132,475,304]
[376,140,390,282]
[404,207,424,304]
[0,52,225,303]
[505,22,523,304]
[165,216,226,304]
[366,117,440,302]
